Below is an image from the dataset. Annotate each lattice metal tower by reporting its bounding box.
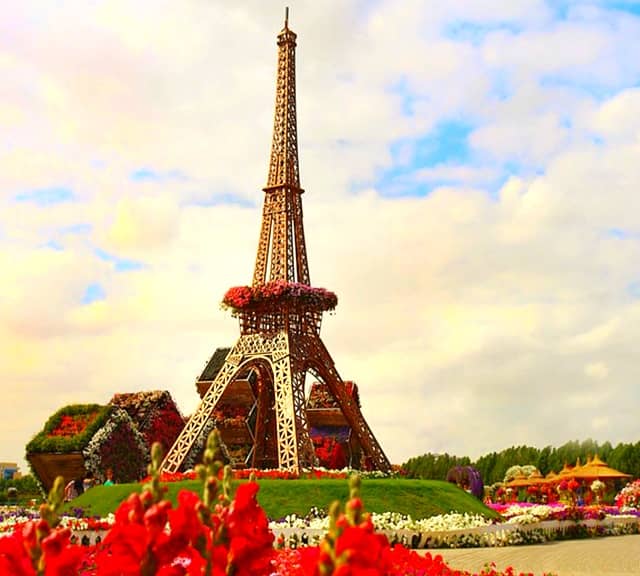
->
[162,10,390,473]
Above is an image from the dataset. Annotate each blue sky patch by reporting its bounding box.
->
[44,240,63,251]
[607,227,629,239]
[82,283,106,304]
[372,121,475,196]
[444,21,523,44]
[628,281,640,299]
[94,248,145,272]
[553,0,640,20]
[14,186,76,206]
[60,223,93,235]
[388,77,419,117]
[130,168,188,182]
[184,192,255,208]
[539,76,619,101]
[414,121,472,166]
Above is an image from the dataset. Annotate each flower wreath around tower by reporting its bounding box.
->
[222,280,338,314]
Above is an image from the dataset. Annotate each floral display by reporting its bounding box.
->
[222,281,338,314]
[615,479,640,509]
[82,408,148,484]
[212,404,249,428]
[26,405,111,454]
[110,391,185,454]
[446,466,484,499]
[47,414,99,439]
[306,381,360,409]
[28,395,184,490]
[503,465,540,483]
[0,437,557,576]
[311,436,347,470]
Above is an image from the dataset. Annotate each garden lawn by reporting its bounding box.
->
[63,478,498,520]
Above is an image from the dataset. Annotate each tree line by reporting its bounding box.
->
[402,439,640,485]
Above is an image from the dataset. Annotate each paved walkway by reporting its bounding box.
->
[435,535,640,575]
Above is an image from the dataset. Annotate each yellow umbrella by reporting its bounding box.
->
[570,455,631,480]
[506,474,535,488]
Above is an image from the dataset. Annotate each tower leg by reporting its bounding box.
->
[162,331,319,473]
[271,347,316,471]
[161,346,245,473]
[303,338,391,472]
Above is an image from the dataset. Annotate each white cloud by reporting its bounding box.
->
[584,362,609,380]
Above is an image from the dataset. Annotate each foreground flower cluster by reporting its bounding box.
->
[0,434,554,576]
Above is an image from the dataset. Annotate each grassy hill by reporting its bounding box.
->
[65,478,499,521]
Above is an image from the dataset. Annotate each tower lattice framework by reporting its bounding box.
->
[162,12,390,473]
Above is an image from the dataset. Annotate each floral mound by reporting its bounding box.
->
[110,391,185,455]
[1,433,549,576]
[26,405,110,455]
[27,404,148,489]
[222,281,337,314]
[82,409,148,485]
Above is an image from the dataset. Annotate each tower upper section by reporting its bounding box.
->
[252,9,310,286]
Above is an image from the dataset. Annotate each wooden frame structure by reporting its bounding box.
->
[162,11,390,473]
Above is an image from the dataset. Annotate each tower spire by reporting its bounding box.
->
[252,8,310,286]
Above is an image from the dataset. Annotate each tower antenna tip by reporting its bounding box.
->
[285,6,289,27]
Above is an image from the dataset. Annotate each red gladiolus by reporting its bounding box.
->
[0,530,36,576]
[225,482,275,576]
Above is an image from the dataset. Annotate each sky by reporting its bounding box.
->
[2,0,640,473]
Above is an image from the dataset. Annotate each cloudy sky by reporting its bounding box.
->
[2,0,640,472]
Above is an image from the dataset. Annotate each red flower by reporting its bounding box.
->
[0,530,36,576]
[225,482,275,576]
[41,529,85,576]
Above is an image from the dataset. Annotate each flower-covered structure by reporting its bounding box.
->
[446,466,484,499]
[222,281,337,315]
[307,382,361,468]
[109,390,185,454]
[82,409,148,484]
[26,404,148,490]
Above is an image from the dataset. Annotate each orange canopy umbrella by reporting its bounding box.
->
[506,474,534,488]
[558,463,576,477]
[527,470,546,484]
[569,455,631,480]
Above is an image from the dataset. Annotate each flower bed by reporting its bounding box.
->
[0,437,555,576]
[27,405,110,455]
[616,479,640,508]
[222,281,338,314]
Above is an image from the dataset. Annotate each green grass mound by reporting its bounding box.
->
[64,478,499,521]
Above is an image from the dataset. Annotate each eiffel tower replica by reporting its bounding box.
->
[162,10,390,473]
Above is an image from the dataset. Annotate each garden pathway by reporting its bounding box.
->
[435,534,640,575]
